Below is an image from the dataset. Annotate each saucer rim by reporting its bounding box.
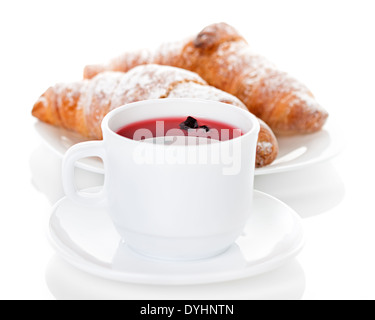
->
[48,190,305,286]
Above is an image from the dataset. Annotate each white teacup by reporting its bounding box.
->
[62,99,260,261]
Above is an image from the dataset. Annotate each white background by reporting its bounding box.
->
[0,0,374,300]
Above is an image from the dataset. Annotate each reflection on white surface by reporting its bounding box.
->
[46,255,305,300]
[273,146,308,164]
[255,162,345,218]
[272,131,330,165]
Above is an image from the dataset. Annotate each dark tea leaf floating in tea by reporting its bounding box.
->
[199,125,210,132]
[180,116,199,130]
[179,117,210,132]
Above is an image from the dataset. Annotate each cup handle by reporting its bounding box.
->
[62,141,107,206]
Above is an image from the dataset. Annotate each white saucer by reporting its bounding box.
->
[35,118,343,176]
[49,189,304,285]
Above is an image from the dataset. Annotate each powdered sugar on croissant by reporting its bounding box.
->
[33,64,278,167]
[84,23,328,135]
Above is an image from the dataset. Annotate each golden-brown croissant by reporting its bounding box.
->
[84,23,328,135]
[33,64,279,167]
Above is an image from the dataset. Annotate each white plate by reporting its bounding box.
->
[49,189,304,285]
[35,119,343,175]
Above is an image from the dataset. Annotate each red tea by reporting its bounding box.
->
[116,117,243,141]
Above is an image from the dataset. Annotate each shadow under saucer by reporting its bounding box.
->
[46,255,306,300]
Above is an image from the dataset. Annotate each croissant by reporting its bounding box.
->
[85,23,328,135]
[32,64,278,167]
